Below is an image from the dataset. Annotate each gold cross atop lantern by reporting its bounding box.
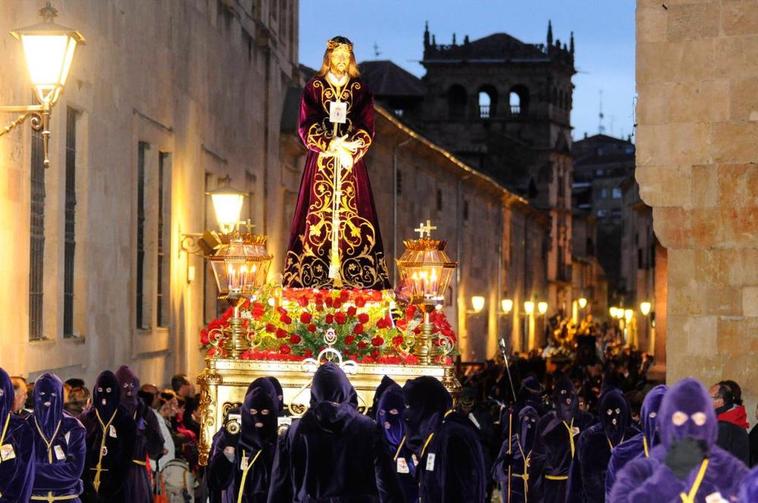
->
[396,220,457,364]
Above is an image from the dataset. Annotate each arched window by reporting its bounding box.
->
[509,85,529,116]
[478,85,497,119]
[447,85,467,119]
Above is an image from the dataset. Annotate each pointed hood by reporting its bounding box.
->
[376,378,405,449]
[371,375,396,419]
[659,378,717,451]
[115,365,140,416]
[641,384,668,447]
[34,372,64,438]
[552,374,577,421]
[599,389,630,445]
[264,376,285,415]
[518,405,539,453]
[308,363,358,430]
[0,368,14,427]
[402,376,452,455]
[93,370,120,421]
[241,377,279,451]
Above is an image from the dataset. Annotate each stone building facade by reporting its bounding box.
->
[636,0,757,404]
[0,0,300,385]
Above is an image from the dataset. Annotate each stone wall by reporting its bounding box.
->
[637,0,758,409]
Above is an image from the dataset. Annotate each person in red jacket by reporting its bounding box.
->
[709,380,750,465]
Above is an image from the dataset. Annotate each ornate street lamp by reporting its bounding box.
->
[0,2,85,167]
[208,176,246,235]
[500,298,513,315]
[396,220,457,365]
[469,296,485,314]
[577,297,588,309]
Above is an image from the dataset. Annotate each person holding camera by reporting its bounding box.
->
[208,378,280,503]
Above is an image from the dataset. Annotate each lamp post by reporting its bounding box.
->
[396,221,457,365]
[639,301,655,354]
[0,2,85,167]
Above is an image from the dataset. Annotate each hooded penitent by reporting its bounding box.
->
[209,378,280,503]
[567,388,637,502]
[403,376,487,503]
[528,374,594,503]
[0,368,36,502]
[553,374,578,422]
[402,375,452,455]
[114,365,163,503]
[375,377,417,503]
[266,362,403,502]
[610,378,749,503]
[605,384,667,499]
[376,379,405,450]
[493,405,540,503]
[80,370,137,502]
[30,372,87,501]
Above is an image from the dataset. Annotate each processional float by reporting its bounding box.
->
[193,36,461,465]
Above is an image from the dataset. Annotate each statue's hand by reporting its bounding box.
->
[338,149,354,170]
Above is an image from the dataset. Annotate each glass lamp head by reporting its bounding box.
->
[537,301,548,315]
[523,301,535,316]
[501,298,513,314]
[471,296,485,313]
[208,181,246,235]
[624,309,634,323]
[11,10,85,106]
[578,297,588,309]
[640,301,652,316]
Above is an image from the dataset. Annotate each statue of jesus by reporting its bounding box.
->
[282,36,392,290]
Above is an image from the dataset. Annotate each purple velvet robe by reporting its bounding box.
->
[208,378,279,503]
[115,365,164,503]
[739,465,758,502]
[0,368,35,502]
[30,373,87,502]
[80,371,137,503]
[610,378,748,503]
[567,389,639,502]
[492,406,540,503]
[605,384,667,499]
[283,75,391,290]
[267,363,402,502]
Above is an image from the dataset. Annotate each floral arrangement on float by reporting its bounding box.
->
[199,286,456,365]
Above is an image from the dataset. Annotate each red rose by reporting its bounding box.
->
[276,328,288,339]
[277,306,287,315]
[207,347,217,357]
[303,349,313,358]
[265,323,276,333]
[252,302,265,320]
[280,314,292,324]
[307,323,317,333]
[345,335,355,345]
[279,344,291,354]
[316,303,324,312]
[298,296,309,307]
[358,341,368,349]
[325,297,333,307]
[392,335,404,346]
[376,318,387,329]
[405,304,417,318]
[335,312,347,325]
[339,290,350,301]
[371,336,384,347]
[200,329,210,346]
[357,313,369,324]
[332,299,342,309]
[355,297,366,308]
[325,314,334,324]
[353,324,364,335]
[371,350,380,359]
[347,306,357,317]
[300,312,312,324]
[289,334,301,344]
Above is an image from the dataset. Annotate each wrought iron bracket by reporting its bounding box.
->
[0,104,51,167]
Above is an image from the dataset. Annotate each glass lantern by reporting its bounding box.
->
[396,235,457,365]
